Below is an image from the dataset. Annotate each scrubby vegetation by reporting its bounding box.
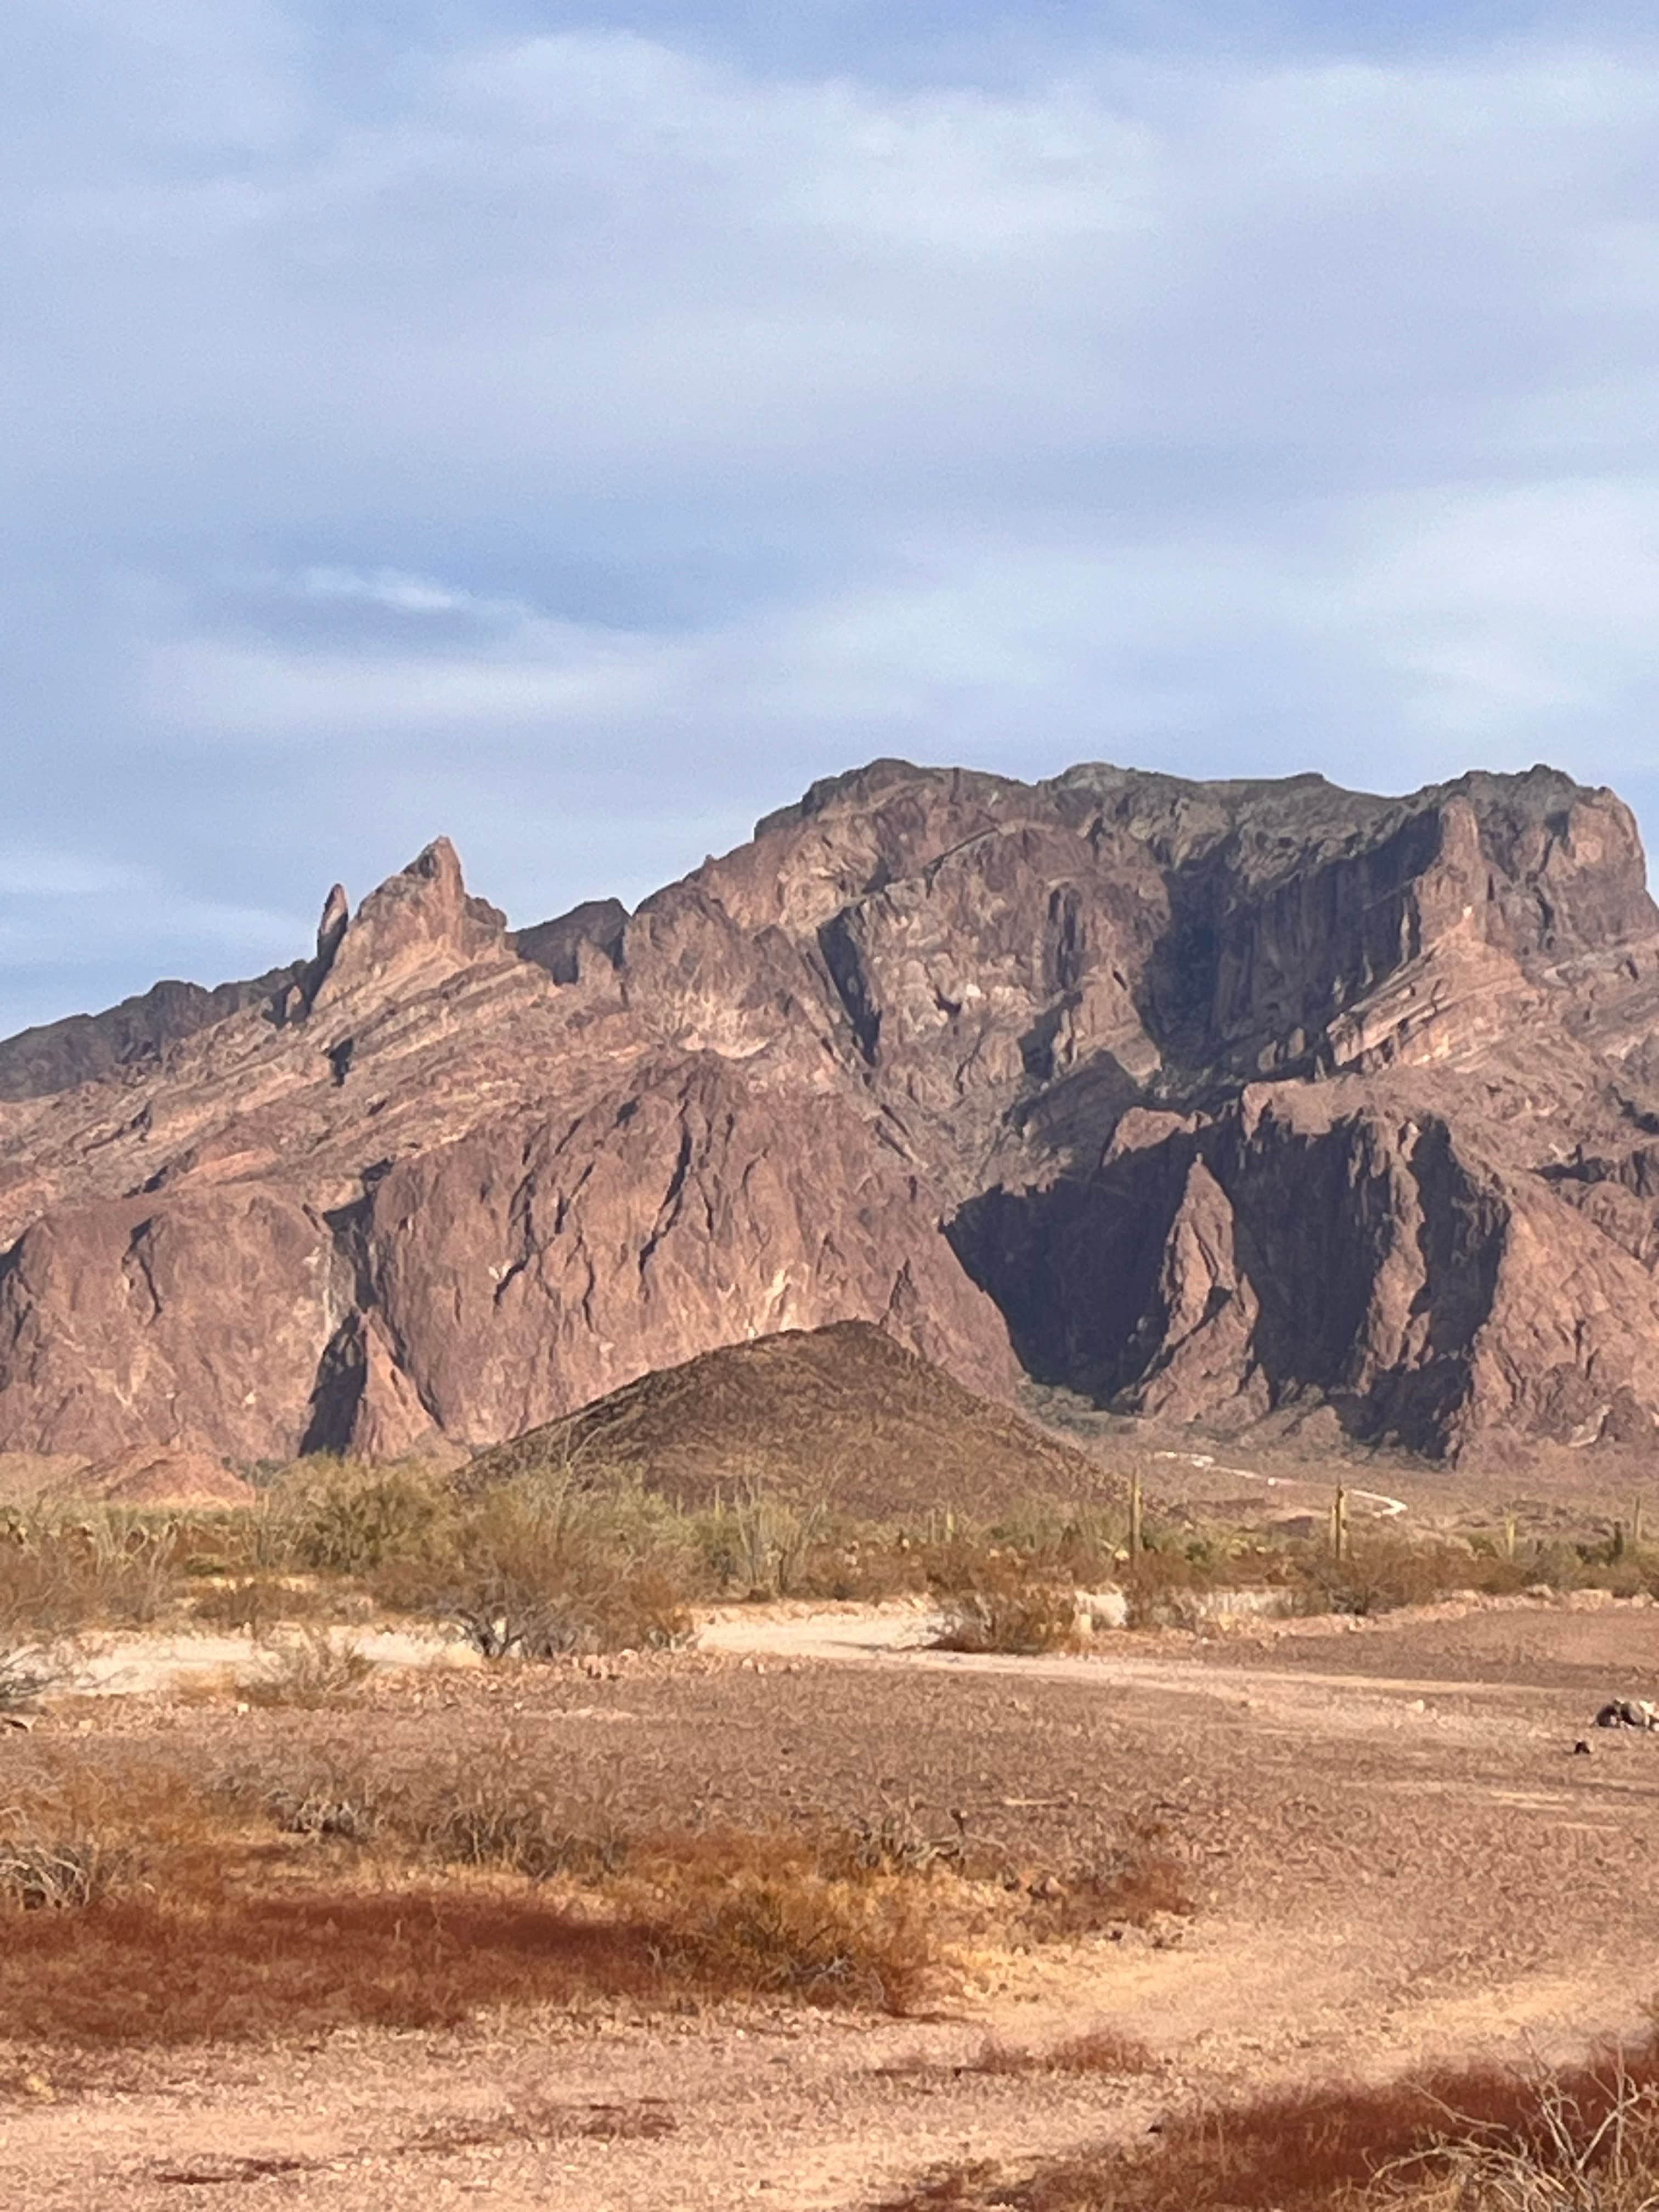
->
[0,1743,1190,2046]
[873,2045,1659,2211]
[928,1543,1083,1655]
[3,1448,1657,1681]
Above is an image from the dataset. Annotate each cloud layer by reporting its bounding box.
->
[7,5,1659,1026]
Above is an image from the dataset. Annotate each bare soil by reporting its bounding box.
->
[5,1595,1659,2210]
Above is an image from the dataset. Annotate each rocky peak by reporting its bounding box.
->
[513,897,628,984]
[304,837,509,1016]
[315,883,349,967]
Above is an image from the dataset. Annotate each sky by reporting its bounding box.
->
[8,3,1659,1031]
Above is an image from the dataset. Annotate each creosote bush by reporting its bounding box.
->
[268,1458,448,1578]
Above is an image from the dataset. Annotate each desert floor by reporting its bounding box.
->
[5,1594,1659,2210]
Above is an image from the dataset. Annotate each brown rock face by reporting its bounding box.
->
[4,755,1659,1464]
[0,967,303,1102]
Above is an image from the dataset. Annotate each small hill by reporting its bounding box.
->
[82,1438,256,1510]
[464,1322,1120,1521]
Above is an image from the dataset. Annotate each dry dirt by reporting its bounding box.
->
[6,1595,1659,2210]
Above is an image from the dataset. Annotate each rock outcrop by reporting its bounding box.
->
[4,758,1659,1464]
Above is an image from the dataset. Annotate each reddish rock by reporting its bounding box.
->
[4,758,1659,1464]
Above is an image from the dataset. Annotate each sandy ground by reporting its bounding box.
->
[65,1625,482,1697]
[7,1595,1659,2210]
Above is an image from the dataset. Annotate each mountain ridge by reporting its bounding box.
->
[4,754,1658,1467]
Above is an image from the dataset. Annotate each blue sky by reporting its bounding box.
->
[7,3,1659,1029]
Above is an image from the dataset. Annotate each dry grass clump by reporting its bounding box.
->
[403,1777,630,1883]
[631,1827,940,2011]
[871,2047,1659,2212]
[0,1832,131,1912]
[0,1642,63,1711]
[1403,2064,1659,2211]
[884,2027,1154,2086]
[1020,1813,1194,1935]
[927,1544,1082,1656]
[233,1628,376,1708]
[975,2027,1153,2077]
[0,1769,157,1916]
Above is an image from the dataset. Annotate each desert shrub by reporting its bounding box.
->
[690,1503,936,1603]
[266,1458,447,1577]
[1017,1808,1194,1937]
[235,1628,376,1708]
[698,1485,828,1598]
[0,1509,183,1635]
[382,1479,696,1656]
[987,1504,1122,1589]
[927,1543,1079,1655]
[826,1801,972,1878]
[1291,1535,1497,1618]
[1120,1538,1271,1627]
[189,1576,333,1634]
[245,1770,388,1843]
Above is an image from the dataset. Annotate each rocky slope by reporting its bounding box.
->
[4,757,1659,1465]
[466,1319,1117,1520]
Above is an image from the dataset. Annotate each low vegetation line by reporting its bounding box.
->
[7,1452,1654,1677]
[0,1752,1191,2049]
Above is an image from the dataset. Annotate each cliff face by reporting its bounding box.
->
[3,758,1658,1464]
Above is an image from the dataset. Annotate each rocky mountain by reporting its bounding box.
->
[4,757,1659,1466]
